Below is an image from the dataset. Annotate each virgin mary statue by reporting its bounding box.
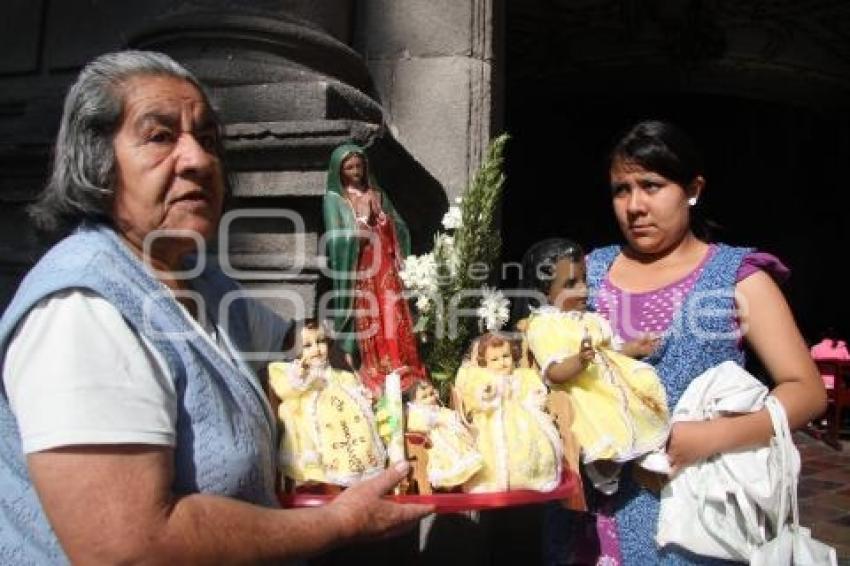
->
[322,143,427,394]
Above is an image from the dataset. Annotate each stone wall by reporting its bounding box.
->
[355,0,503,200]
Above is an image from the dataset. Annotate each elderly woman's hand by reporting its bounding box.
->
[326,461,434,542]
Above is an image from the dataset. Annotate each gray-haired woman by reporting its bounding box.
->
[0,50,431,564]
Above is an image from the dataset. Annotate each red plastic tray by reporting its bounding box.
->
[279,471,579,513]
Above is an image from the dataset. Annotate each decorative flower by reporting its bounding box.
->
[477,288,510,331]
[441,204,462,230]
[399,253,438,295]
[416,294,432,314]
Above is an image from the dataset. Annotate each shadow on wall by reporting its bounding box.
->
[367,132,448,255]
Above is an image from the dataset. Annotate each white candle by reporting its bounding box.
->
[384,371,405,464]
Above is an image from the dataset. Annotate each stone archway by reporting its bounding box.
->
[503,0,850,343]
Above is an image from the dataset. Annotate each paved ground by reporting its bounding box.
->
[797,430,850,562]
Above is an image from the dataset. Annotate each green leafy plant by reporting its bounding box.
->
[400,133,510,399]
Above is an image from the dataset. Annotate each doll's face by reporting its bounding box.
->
[340,154,366,186]
[413,382,438,406]
[547,258,588,312]
[299,327,328,366]
[484,342,515,374]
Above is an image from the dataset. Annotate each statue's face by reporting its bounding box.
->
[484,342,515,374]
[300,327,328,366]
[340,154,365,186]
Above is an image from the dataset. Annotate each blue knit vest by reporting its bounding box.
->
[587,244,752,566]
[0,224,280,565]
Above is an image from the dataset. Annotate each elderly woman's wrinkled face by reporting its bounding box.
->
[111,75,225,260]
[610,159,695,257]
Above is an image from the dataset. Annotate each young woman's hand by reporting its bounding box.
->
[621,333,660,358]
[666,420,720,475]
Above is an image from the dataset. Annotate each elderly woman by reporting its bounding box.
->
[0,50,431,564]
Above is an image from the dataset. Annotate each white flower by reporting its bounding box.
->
[415,294,432,314]
[441,205,462,230]
[476,288,510,331]
[400,253,442,318]
[400,254,438,297]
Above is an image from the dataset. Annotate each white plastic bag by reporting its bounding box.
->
[656,363,777,560]
[656,362,837,564]
[749,398,837,566]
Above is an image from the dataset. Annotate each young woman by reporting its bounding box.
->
[586,120,826,564]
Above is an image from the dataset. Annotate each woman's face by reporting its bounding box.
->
[609,159,698,256]
[484,342,515,374]
[547,258,587,312]
[340,154,366,187]
[300,327,328,366]
[111,75,225,261]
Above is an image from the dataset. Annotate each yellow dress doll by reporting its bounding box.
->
[526,308,669,466]
[405,381,483,490]
[455,333,563,493]
[268,322,386,487]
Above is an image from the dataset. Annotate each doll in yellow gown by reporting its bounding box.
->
[521,242,670,487]
[404,381,483,490]
[455,333,563,493]
[268,321,386,487]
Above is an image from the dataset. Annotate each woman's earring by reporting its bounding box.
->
[688,197,697,206]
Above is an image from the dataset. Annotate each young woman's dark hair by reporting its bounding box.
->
[608,120,703,188]
[511,238,584,322]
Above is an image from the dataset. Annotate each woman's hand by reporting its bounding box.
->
[621,333,660,358]
[666,420,721,475]
[328,461,434,542]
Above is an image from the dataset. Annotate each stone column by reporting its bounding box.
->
[355,0,504,200]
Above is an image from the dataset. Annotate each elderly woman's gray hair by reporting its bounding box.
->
[29,50,227,236]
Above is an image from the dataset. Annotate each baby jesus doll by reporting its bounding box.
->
[454,333,563,493]
[526,300,670,492]
[404,381,483,491]
[268,321,386,489]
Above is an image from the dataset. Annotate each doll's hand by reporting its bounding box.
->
[666,421,720,475]
[579,338,595,365]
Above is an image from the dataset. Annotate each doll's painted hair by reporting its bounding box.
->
[475,332,522,367]
[511,238,584,321]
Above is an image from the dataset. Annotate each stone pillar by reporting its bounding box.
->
[355,0,504,200]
